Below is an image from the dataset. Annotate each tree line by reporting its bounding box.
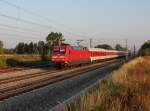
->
[0,40,47,55]
[95,44,127,51]
[0,32,64,53]
[0,35,128,56]
[0,32,65,60]
[15,32,64,55]
[1,32,149,57]
[15,41,45,54]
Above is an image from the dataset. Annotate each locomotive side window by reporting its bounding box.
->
[53,50,60,53]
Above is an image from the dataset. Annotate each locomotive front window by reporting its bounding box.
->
[53,49,66,54]
[60,49,65,54]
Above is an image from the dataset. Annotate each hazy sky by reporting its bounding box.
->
[0,0,150,50]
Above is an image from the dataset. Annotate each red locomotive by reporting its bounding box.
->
[51,44,128,67]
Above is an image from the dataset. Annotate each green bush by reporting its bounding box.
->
[139,40,150,56]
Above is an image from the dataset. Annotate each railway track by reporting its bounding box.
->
[0,67,27,73]
[0,59,123,100]
[0,64,52,74]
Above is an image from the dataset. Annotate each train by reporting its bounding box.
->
[51,44,128,67]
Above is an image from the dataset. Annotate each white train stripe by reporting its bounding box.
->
[90,55,119,62]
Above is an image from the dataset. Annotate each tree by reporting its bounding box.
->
[38,41,45,55]
[16,42,25,54]
[45,32,65,60]
[0,40,4,54]
[24,43,29,54]
[139,40,150,56]
[95,44,113,50]
[41,43,50,61]
[33,43,38,54]
[28,42,34,54]
[46,32,65,46]
[115,44,126,51]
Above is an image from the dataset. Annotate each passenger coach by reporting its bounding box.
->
[88,48,127,62]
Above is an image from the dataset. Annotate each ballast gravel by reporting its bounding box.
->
[0,62,121,111]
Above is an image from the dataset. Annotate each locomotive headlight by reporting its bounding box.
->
[52,56,57,58]
[52,56,65,59]
[59,56,65,58]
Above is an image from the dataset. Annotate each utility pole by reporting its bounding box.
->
[134,45,136,57]
[90,38,93,48]
[76,40,84,46]
[125,39,128,60]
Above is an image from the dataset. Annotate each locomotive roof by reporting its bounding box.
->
[71,46,87,50]
[54,45,87,50]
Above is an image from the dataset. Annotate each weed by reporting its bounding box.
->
[60,56,150,111]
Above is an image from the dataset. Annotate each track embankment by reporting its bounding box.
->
[52,57,150,111]
[0,59,122,100]
[0,59,125,111]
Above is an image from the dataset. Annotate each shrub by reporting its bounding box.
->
[139,40,150,56]
[59,57,150,111]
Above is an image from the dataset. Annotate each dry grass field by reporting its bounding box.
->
[60,56,150,111]
[0,54,42,68]
[2,54,41,61]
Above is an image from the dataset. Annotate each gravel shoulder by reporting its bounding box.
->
[0,61,122,111]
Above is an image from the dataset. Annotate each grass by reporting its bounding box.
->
[59,56,150,111]
[0,55,7,68]
[0,54,49,68]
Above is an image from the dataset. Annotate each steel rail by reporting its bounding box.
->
[0,64,52,74]
[0,70,59,85]
[0,59,123,100]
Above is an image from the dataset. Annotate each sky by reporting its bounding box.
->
[0,0,150,50]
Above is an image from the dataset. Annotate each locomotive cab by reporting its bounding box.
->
[51,45,69,66]
[52,44,90,67]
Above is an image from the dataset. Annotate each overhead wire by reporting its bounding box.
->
[0,0,90,38]
[0,13,89,39]
[0,23,48,35]
[0,27,46,37]
[0,32,44,40]
[0,13,54,29]
[0,13,87,38]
